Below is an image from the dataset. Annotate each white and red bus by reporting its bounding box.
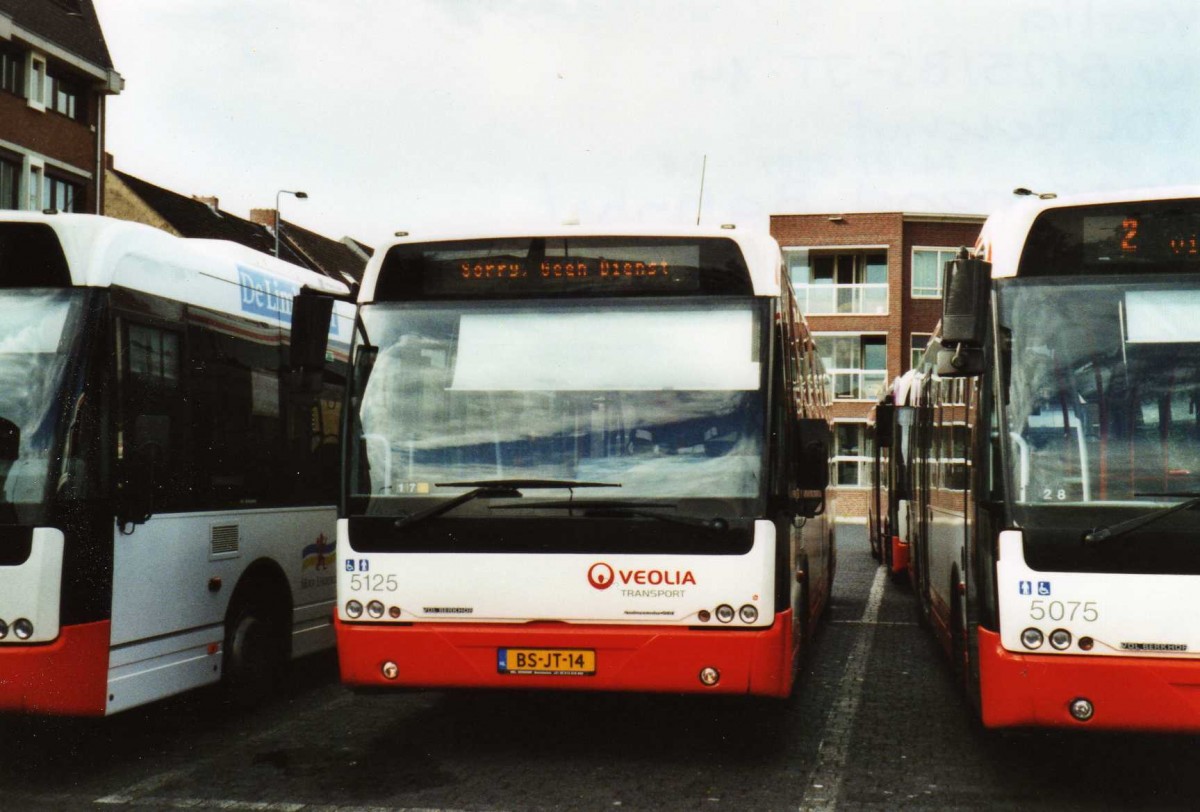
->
[0,212,352,715]
[866,370,918,578]
[322,226,834,697]
[909,187,1200,730]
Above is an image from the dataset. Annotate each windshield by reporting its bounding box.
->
[997,276,1200,567]
[0,289,88,519]
[349,299,767,515]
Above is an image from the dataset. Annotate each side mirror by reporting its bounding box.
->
[795,418,831,491]
[290,291,334,392]
[874,404,894,448]
[939,251,991,378]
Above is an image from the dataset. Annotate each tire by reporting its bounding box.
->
[223,600,288,708]
[950,583,969,691]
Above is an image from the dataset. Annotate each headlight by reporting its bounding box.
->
[12,618,33,640]
[345,600,363,618]
[715,604,735,623]
[738,604,759,624]
[1020,627,1044,650]
[367,600,385,618]
[1049,629,1072,650]
[0,619,8,640]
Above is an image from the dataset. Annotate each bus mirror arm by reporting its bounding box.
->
[936,344,985,377]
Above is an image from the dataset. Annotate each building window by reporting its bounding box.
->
[26,53,47,110]
[43,173,83,212]
[0,157,18,210]
[787,249,888,315]
[912,248,957,299]
[833,422,870,487]
[28,164,44,210]
[46,71,84,120]
[815,334,887,401]
[910,333,931,369]
[0,44,23,96]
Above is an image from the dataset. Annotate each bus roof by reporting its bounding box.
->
[358,224,783,302]
[977,185,1200,279]
[0,212,349,297]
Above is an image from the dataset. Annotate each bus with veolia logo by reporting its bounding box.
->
[0,212,352,715]
[305,225,835,697]
[908,187,1200,730]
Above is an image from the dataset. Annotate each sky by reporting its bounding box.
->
[92,0,1200,248]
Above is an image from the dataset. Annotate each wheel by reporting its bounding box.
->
[223,600,288,708]
[949,578,970,692]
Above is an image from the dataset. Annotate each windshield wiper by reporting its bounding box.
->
[436,479,620,490]
[491,498,729,533]
[393,479,620,530]
[1082,493,1200,545]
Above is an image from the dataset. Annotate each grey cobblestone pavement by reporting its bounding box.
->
[2,527,1198,811]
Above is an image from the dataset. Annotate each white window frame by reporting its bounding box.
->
[813,331,888,402]
[26,158,44,210]
[911,247,958,300]
[784,246,890,316]
[26,52,46,111]
[910,332,932,370]
[832,419,870,488]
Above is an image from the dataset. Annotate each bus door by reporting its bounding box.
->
[110,309,210,651]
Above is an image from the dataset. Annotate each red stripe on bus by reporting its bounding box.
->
[0,621,110,716]
[978,626,1200,731]
[889,536,909,575]
[337,611,797,698]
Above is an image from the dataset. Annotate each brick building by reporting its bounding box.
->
[769,211,985,521]
[0,0,122,214]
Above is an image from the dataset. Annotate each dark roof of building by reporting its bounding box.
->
[280,219,370,285]
[0,0,114,70]
[111,168,312,269]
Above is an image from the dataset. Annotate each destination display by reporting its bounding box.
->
[1020,198,1200,276]
[373,236,754,299]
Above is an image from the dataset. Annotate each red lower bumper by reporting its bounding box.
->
[978,627,1200,731]
[889,536,909,576]
[0,621,110,716]
[337,611,795,697]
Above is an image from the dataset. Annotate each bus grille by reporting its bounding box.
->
[210,524,240,557]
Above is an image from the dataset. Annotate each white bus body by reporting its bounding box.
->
[0,213,352,715]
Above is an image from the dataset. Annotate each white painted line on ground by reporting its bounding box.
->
[831,619,917,627]
[97,799,481,812]
[797,565,887,812]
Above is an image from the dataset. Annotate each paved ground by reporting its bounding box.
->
[2,528,1198,811]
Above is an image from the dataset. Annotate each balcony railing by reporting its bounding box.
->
[829,369,888,401]
[794,283,888,315]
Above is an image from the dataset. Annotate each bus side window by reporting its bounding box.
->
[121,322,191,512]
[187,311,286,509]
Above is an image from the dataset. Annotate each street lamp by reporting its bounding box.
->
[275,189,308,257]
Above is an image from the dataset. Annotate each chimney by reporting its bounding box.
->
[192,195,220,214]
[249,208,277,230]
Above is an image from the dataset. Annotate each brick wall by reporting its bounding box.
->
[0,88,101,212]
